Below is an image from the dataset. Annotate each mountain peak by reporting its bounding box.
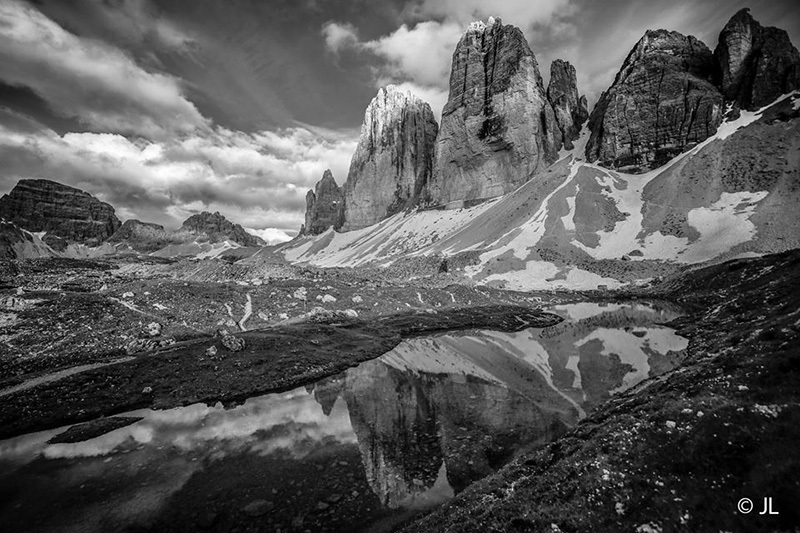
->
[714,7,800,109]
[181,211,264,247]
[0,178,120,247]
[303,169,344,236]
[425,16,560,208]
[340,85,438,230]
[586,28,722,172]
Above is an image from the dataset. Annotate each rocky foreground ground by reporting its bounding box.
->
[401,250,800,533]
[1,250,798,532]
[0,254,573,439]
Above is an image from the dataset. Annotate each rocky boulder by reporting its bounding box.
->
[547,59,589,150]
[302,170,344,235]
[341,86,438,231]
[179,211,264,247]
[714,8,800,110]
[425,17,562,209]
[0,179,120,245]
[586,30,724,172]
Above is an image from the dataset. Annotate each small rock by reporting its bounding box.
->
[122,292,134,298]
[278,313,289,320]
[351,295,363,303]
[145,322,162,337]
[242,500,274,517]
[316,501,330,511]
[221,335,245,352]
[142,386,153,394]
[206,345,218,357]
[293,287,308,300]
[665,420,677,429]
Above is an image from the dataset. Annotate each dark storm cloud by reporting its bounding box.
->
[0,0,208,138]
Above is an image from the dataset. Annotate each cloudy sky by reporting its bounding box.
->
[0,0,798,237]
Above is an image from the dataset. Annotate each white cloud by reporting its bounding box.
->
[364,21,463,88]
[321,21,359,55]
[321,20,462,117]
[0,119,357,232]
[246,227,294,245]
[0,0,206,138]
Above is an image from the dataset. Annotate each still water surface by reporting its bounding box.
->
[0,301,687,532]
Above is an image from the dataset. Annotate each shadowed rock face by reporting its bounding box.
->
[714,8,800,110]
[586,29,724,173]
[0,179,120,245]
[179,211,264,246]
[303,170,344,235]
[341,86,438,231]
[425,18,562,209]
[547,59,589,150]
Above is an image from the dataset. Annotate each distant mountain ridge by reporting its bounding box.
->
[0,179,265,259]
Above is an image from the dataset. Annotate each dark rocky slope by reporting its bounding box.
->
[0,179,120,246]
[586,30,724,172]
[177,211,264,247]
[107,219,174,253]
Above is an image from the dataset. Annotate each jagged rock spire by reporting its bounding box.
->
[341,85,437,231]
[302,169,344,235]
[424,17,562,209]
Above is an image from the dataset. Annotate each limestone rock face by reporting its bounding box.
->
[714,8,800,110]
[341,86,438,231]
[0,179,120,245]
[425,18,562,209]
[586,30,724,172]
[302,170,344,235]
[547,59,589,150]
[178,211,264,247]
[107,219,173,253]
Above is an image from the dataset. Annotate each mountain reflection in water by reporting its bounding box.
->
[0,301,687,533]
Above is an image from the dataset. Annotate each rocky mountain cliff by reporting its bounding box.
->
[714,8,800,110]
[424,18,562,209]
[585,30,724,172]
[341,86,438,231]
[547,59,589,150]
[302,170,344,236]
[0,179,121,247]
[178,211,264,247]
